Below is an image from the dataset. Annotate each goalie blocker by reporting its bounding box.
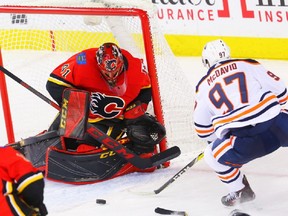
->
[10,89,180,184]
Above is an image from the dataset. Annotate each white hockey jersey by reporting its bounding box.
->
[194,59,288,142]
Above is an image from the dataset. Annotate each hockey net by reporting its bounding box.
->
[0,1,203,154]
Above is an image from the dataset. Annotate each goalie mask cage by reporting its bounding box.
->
[0,3,202,155]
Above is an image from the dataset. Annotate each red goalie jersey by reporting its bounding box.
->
[47,47,151,123]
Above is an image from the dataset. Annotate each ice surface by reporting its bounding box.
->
[1,57,288,216]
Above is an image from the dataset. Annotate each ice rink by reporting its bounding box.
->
[1,56,288,215]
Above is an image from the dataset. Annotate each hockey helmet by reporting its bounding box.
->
[96,42,124,86]
[202,39,231,68]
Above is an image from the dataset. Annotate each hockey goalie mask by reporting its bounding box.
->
[96,42,125,86]
[202,39,231,68]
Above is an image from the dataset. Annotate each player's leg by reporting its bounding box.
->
[204,115,284,206]
[270,111,288,147]
[204,144,255,207]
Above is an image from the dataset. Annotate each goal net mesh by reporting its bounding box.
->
[0,0,204,153]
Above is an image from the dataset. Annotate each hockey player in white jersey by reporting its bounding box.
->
[194,39,288,206]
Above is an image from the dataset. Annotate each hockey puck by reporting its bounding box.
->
[96,199,106,204]
[155,207,187,215]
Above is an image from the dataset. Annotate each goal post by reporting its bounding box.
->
[0,49,15,143]
[0,4,202,156]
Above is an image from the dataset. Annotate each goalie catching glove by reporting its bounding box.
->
[124,101,166,153]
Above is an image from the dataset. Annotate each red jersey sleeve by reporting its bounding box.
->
[0,147,39,182]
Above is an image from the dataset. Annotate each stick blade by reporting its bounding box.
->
[151,146,181,167]
[229,209,251,216]
[155,207,187,215]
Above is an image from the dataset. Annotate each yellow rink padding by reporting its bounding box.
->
[0,29,287,60]
[0,30,116,52]
[165,35,288,60]
[53,31,116,51]
[0,29,53,50]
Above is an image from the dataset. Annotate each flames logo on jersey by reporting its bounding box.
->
[90,92,125,119]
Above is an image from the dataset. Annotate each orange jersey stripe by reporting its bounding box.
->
[213,94,276,127]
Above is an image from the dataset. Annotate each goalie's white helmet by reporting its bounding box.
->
[202,39,231,68]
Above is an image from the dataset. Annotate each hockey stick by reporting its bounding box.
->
[0,66,60,111]
[229,209,251,216]
[0,66,180,169]
[7,130,59,150]
[86,123,180,169]
[155,207,187,215]
[154,151,204,194]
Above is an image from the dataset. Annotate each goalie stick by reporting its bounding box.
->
[0,66,180,169]
[154,151,204,194]
[86,123,180,169]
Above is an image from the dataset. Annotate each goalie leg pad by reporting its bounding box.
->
[9,130,62,170]
[45,147,129,184]
[24,136,62,170]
